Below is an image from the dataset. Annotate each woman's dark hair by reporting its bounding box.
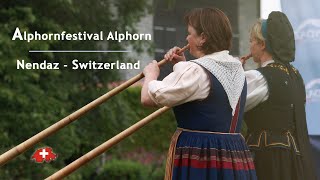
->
[184,7,233,54]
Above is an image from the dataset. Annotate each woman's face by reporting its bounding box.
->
[186,25,205,58]
[249,36,265,63]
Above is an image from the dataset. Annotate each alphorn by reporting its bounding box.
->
[240,53,252,64]
[0,44,189,166]
[46,106,171,179]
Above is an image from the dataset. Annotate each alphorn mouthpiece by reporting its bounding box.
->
[158,44,189,67]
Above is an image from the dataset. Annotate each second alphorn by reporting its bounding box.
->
[240,53,252,65]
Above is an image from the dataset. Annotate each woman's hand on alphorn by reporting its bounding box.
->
[164,46,186,64]
[143,60,160,79]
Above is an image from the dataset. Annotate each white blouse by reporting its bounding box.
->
[148,59,274,111]
[148,61,210,107]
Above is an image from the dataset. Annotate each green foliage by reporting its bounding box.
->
[96,159,150,180]
[117,86,176,153]
[149,166,165,180]
[96,158,166,180]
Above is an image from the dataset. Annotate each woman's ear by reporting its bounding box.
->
[199,32,207,46]
[260,40,267,50]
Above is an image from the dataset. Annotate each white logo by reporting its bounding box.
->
[295,19,320,41]
[39,149,49,158]
[306,78,320,102]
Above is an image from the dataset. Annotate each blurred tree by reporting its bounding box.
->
[0,0,152,179]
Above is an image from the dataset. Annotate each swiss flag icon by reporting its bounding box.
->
[31,147,57,163]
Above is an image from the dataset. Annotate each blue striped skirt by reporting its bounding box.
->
[165,128,257,180]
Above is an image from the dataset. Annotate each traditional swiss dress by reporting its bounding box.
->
[244,60,318,180]
[243,11,317,180]
[148,51,257,180]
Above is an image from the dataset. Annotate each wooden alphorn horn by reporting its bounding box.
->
[46,106,171,179]
[240,53,252,64]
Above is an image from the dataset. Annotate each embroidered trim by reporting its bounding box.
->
[267,63,298,75]
[174,158,255,170]
[164,129,182,180]
[246,130,300,154]
[229,98,241,133]
[174,147,255,170]
[175,147,253,163]
[175,146,252,153]
[177,127,242,136]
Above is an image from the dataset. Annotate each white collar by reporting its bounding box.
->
[201,50,231,61]
[191,51,245,115]
[261,60,275,67]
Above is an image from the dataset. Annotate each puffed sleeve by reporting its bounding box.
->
[245,69,269,112]
[148,62,210,107]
